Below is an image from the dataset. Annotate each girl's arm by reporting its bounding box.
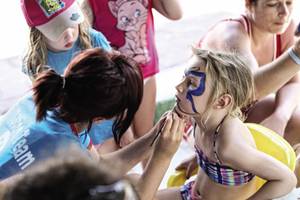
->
[152,0,182,20]
[218,125,297,200]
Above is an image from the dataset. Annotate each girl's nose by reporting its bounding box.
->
[175,80,185,93]
[278,2,289,17]
[64,28,75,41]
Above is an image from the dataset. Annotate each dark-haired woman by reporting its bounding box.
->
[0,48,185,200]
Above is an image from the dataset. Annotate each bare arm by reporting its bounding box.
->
[152,0,182,20]
[137,112,185,200]
[99,126,157,178]
[254,44,300,99]
[219,124,296,200]
[267,21,300,132]
[271,74,300,133]
[252,20,300,99]
[99,114,170,179]
[243,150,295,200]
[203,20,300,100]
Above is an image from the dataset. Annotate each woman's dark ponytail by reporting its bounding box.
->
[110,55,143,143]
[33,69,64,121]
[31,48,143,144]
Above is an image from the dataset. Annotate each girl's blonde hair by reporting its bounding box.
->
[23,21,92,81]
[192,48,255,120]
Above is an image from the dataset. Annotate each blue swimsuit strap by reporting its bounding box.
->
[193,115,226,164]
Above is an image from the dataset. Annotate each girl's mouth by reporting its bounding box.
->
[65,42,73,48]
[174,96,192,119]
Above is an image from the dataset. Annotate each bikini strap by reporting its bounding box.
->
[193,121,197,137]
[241,15,282,59]
[241,15,251,35]
[213,116,227,164]
[275,34,282,58]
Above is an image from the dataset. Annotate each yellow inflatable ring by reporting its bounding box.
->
[167,123,296,190]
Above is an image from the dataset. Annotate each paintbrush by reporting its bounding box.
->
[295,22,300,37]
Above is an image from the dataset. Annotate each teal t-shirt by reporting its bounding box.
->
[0,94,92,180]
[47,28,111,74]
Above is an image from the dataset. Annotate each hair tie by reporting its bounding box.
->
[62,76,66,89]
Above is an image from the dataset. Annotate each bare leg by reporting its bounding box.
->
[246,95,300,145]
[132,76,157,168]
[284,106,300,146]
[156,187,182,200]
[245,95,275,123]
[126,175,182,200]
[293,144,300,187]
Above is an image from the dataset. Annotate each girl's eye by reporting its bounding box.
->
[266,1,279,7]
[267,3,277,7]
[187,79,198,89]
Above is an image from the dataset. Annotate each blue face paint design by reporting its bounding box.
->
[185,71,206,113]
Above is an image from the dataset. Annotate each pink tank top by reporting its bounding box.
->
[198,15,283,59]
[88,0,159,78]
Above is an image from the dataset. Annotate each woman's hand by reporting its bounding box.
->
[175,154,198,178]
[153,112,185,159]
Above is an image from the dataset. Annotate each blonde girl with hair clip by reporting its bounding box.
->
[21,0,111,80]
[20,0,119,150]
[157,48,296,200]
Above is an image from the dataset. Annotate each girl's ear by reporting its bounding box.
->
[213,94,232,109]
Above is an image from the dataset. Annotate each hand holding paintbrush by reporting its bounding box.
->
[149,107,185,161]
[150,103,184,146]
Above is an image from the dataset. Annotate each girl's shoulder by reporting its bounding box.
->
[202,15,250,51]
[216,118,255,153]
[88,28,112,51]
[214,119,257,167]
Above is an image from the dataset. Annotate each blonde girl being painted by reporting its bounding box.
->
[157,48,296,200]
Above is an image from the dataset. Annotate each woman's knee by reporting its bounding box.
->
[246,96,275,122]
